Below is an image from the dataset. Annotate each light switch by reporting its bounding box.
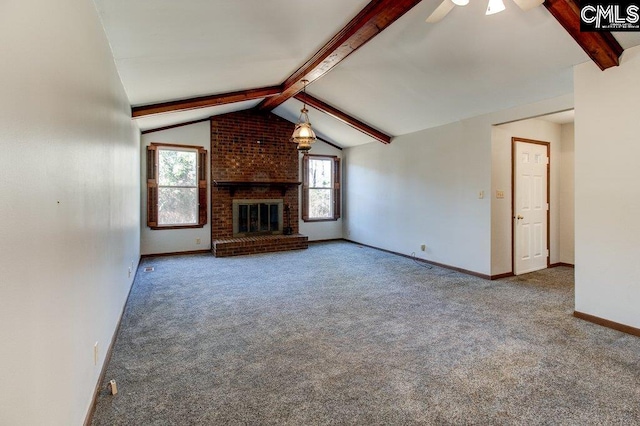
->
[479,191,484,199]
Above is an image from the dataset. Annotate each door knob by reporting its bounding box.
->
[516,215,524,220]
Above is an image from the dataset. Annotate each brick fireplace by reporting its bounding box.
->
[210,109,308,257]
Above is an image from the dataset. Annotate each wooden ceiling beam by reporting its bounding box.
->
[295,93,391,144]
[140,118,211,135]
[258,0,423,112]
[544,0,623,71]
[316,136,343,151]
[132,86,282,118]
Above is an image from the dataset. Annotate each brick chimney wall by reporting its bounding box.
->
[211,109,300,240]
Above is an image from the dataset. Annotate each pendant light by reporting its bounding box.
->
[290,79,316,153]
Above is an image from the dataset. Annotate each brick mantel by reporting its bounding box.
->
[213,180,301,197]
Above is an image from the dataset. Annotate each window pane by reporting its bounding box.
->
[158,149,197,186]
[309,159,332,188]
[309,188,332,219]
[158,188,197,225]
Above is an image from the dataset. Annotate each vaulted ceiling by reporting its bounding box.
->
[94,0,640,147]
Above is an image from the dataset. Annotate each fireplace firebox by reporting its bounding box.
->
[232,199,284,237]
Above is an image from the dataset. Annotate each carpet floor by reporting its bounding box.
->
[91,241,640,425]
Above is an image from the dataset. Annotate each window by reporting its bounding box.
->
[147,143,207,229]
[302,154,340,222]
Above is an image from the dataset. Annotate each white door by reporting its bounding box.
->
[514,141,548,275]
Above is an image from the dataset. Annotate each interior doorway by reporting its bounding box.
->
[490,111,574,277]
[512,138,550,275]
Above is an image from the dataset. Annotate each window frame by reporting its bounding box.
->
[302,154,341,222]
[147,143,207,230]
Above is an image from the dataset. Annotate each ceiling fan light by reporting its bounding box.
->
[486,0,506,15]
[451,0,469,5]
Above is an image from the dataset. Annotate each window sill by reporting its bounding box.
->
[149,224,205,230]
[302,218,339,223]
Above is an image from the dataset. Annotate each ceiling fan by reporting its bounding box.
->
[426,0,544,23]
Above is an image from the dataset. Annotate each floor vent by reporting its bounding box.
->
[143,266,154,272]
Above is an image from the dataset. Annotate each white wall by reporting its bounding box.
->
[491,118,567,275]
[141,122,211,255]
[0,1,140,425]
[344,95,573,276]
[299,140,344,241]
[559,123,575,265]
[574,45,640,328]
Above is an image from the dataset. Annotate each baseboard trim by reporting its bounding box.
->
[574,311,640,338]
[551,262,575,268]
[308,238,344,244]
[83,259,140,426]
[141,249,211,258]
[490,272,514,280]
[342,239,492,280]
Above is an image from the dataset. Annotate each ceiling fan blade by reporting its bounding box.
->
[425,0,456,23]
[512,0,544,11]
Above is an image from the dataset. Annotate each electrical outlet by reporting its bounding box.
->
[420,244,426,251]
[94,342,99,366]
[196,238,201,245]
[496,190,505,199]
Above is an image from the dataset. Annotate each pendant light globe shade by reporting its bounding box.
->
[291,107,316,152]
[294,131,313,152]
[486,0,505,14]
[451,0,469,5]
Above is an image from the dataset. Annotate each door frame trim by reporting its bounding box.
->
[511,137,551,274]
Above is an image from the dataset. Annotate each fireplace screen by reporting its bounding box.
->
[233,199,283,237]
